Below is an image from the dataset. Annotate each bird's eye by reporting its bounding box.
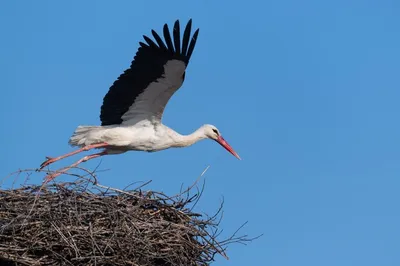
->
[212,129,219,135]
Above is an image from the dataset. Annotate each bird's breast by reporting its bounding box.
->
[129,126,174,152]
[101,124,175,152]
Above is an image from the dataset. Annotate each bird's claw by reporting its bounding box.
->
[38,156,56,170]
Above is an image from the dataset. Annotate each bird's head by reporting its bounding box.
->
[202,124,241,160]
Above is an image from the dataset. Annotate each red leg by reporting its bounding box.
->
[39,142,108,170]
[44,150,108,183]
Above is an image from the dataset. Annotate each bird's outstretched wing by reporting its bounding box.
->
[100,19,199,126]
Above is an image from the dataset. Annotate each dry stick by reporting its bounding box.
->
[9,164,210,209]
[153,165,211,202]
[3,166,256,264]
[26,161,103,218]
[190,179,206,212]
[63,164,149,198]
[26,169,57,222]
[0,168,26,187]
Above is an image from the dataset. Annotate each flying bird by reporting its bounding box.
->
[39,19,240,180]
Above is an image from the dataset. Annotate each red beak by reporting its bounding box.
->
[216,136,241,160]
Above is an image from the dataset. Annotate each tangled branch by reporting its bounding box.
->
[0,167,259,265]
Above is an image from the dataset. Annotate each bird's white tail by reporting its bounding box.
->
[68,125,102,147]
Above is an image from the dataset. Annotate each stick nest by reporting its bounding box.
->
[0,170,252,266]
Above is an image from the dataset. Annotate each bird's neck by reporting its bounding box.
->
[173,128,206,147]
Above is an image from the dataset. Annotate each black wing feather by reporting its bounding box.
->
[151,30,167,50]
[100,19,199,126]
[143,35,158,49]
[163,24,175,53]
[181,19,192,55]
[173,20,181,54]
[186,28,199,62]
[139,42,148,48]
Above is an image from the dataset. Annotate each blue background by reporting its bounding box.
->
[1,1,399,265]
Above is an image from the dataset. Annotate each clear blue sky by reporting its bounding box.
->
[1,1,399,265]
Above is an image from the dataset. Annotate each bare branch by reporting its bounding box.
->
[0,167,259,265]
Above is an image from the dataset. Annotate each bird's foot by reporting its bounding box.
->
[37,156,56,171]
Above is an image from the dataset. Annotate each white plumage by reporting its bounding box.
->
[69,123,224,153]
[39,19,240,181]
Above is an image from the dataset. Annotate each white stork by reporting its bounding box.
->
[39,19,240,180]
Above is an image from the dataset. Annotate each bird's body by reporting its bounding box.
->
[39,19,240,180]
[68,123,211,154]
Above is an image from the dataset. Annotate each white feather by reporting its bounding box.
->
[68,123,217,153]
